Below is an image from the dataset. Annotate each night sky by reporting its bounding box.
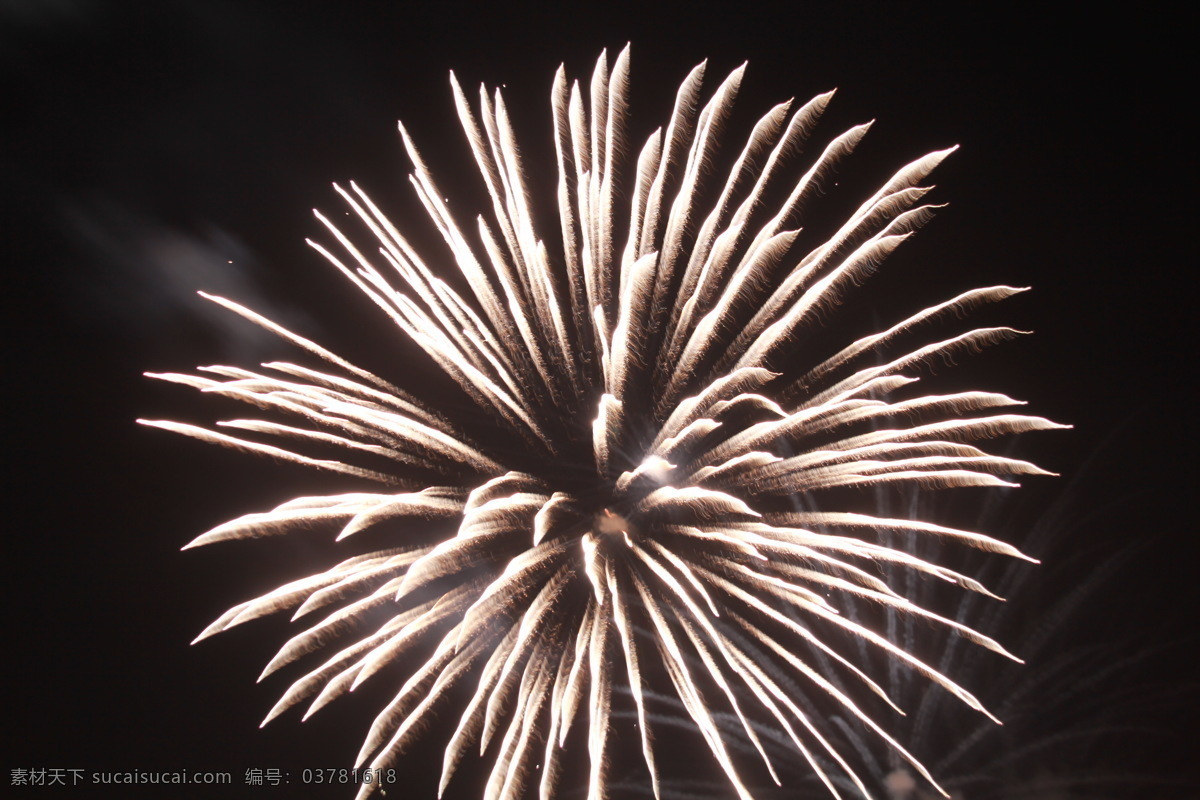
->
[5,2,1193,799]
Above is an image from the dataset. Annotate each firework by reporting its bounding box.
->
[141,46,1065,800]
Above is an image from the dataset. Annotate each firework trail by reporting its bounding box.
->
[141,46,1066,800]
[751,487,1130,800]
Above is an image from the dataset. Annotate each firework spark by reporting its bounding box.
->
[141,46,1066,800]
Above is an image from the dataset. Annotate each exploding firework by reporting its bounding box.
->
[141,46,1066,800]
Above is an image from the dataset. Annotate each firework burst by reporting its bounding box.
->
[141,46,1066,800]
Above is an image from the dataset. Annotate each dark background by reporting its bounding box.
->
[5,2,1192,798]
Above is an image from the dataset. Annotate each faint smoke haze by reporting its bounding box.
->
[61,194,314,361]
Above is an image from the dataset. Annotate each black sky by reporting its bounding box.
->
[5,2,1193,799]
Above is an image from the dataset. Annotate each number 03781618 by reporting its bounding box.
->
[299,768,397,786]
